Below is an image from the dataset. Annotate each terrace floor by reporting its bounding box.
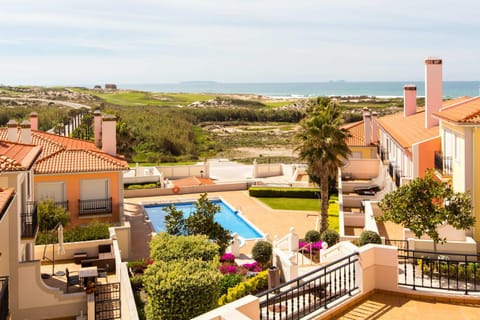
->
[332,291,480,320]
[40,260,116,293]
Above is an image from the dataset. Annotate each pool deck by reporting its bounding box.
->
[124,190,321,259]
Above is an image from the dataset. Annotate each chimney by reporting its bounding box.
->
[425,58,443,128]
[93,110,102,148]
[20,120,31,144]
[403,85,417,117]
[371,111,379,143]
[7,120,17,142]
[363,107,371,145]
[101,114,117,156]
[29,112,38,131]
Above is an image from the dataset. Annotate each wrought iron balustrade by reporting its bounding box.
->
[79,197,112,215]
[257,253,359,320]
[434,151,452,176]
[21,201,38,238]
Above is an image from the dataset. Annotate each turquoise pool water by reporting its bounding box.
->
[144,199,263,239]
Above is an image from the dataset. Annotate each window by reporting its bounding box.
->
[80,179,109,200]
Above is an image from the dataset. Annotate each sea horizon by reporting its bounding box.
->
[116,81,480,99]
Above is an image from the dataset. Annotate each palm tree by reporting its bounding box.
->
[296,97,351,233]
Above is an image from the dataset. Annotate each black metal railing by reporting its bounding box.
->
[434,151,452,176]
[21,201,38,238]
[257,253,359,320]
[394,170,401,187]
[79,198,112,216]
[388,163,394,179]
[0,276,8,320]
[55,200,69,211]
[398,248,480,295]
[95,282,121,320]
[385,239,409,250]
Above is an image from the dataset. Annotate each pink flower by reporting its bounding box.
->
[219,264,238,274]
[220,253,236,263]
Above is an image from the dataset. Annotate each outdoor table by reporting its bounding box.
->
[79,266,98,287]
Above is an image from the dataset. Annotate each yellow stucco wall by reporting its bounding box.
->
[34,172,122,228]
[349,146,377,159]
[474,128,480,241]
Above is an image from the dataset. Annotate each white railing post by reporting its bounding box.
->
[288,227,298,253]
[229,233,240,257]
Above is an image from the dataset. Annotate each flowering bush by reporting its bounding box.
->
[298,241,323,253]
[241,261,261,272]
[220,253,236,263]
[219,264,238,274]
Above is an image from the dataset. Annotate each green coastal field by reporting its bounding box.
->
[0,86,406,165]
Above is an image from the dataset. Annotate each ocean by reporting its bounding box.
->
[119,81,480,99]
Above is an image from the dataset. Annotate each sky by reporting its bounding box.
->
[1,0,480,85]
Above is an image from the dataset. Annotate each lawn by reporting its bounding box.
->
[87,90,216,107]
[258,196,339,231]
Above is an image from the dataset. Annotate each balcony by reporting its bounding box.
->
[0,277,8,320]
[79,198,112,216]
[434,151,452,176]
[21,201,38,239]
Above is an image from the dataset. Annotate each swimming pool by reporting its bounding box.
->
[143,198,263,239]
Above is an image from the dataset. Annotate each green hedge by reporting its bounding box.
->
[144,259,222,320]
[126,183,158,190]
[248,187,320,199]
[218,270,268,306]
[35,221,111,245]
[149,233,219,262]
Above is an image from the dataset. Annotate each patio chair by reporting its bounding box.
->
[66,268,80,293]
[97,264,109,283]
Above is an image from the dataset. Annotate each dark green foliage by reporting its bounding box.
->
[295,97,351,232]
[358,230,382,246]
[252,240,273,269]
[248,186,321,199]
[378,170,475,248]
[130,275,144,290]
[149,233,219,262]
[37,199,70,232]
[163,193,233,253]
[305,230,321,243]
[321,229,340,248]
[164,205,185,236]
[35,220,111,245]
[219,273,244,296]
[126,183,158,190]
[143,259,222,320]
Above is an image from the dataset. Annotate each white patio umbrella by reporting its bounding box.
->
[58,224,65,255]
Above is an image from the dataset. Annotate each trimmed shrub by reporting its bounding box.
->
[36,220,111,245]
[218,270,268,306]
[220,253,236,263]
[252,241,273,269]
[358,230,382,246]
[149,233,219,262]
[305,230,321,243]
[144,259,222,320]
[321,229,339,248]
[248,187,320,199]
[219,273,243,296]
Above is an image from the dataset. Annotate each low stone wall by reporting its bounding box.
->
[124,182,249,198]
[34,238,113,262]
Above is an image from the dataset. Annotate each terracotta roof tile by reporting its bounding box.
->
[342,121,367,146]
[0,128,128,174]
[434,96,480,124]
[376,110,438,148]
[34,149,128,174]
[0,187,15,217]
[0,140,41,172]
[173,176,215,187]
